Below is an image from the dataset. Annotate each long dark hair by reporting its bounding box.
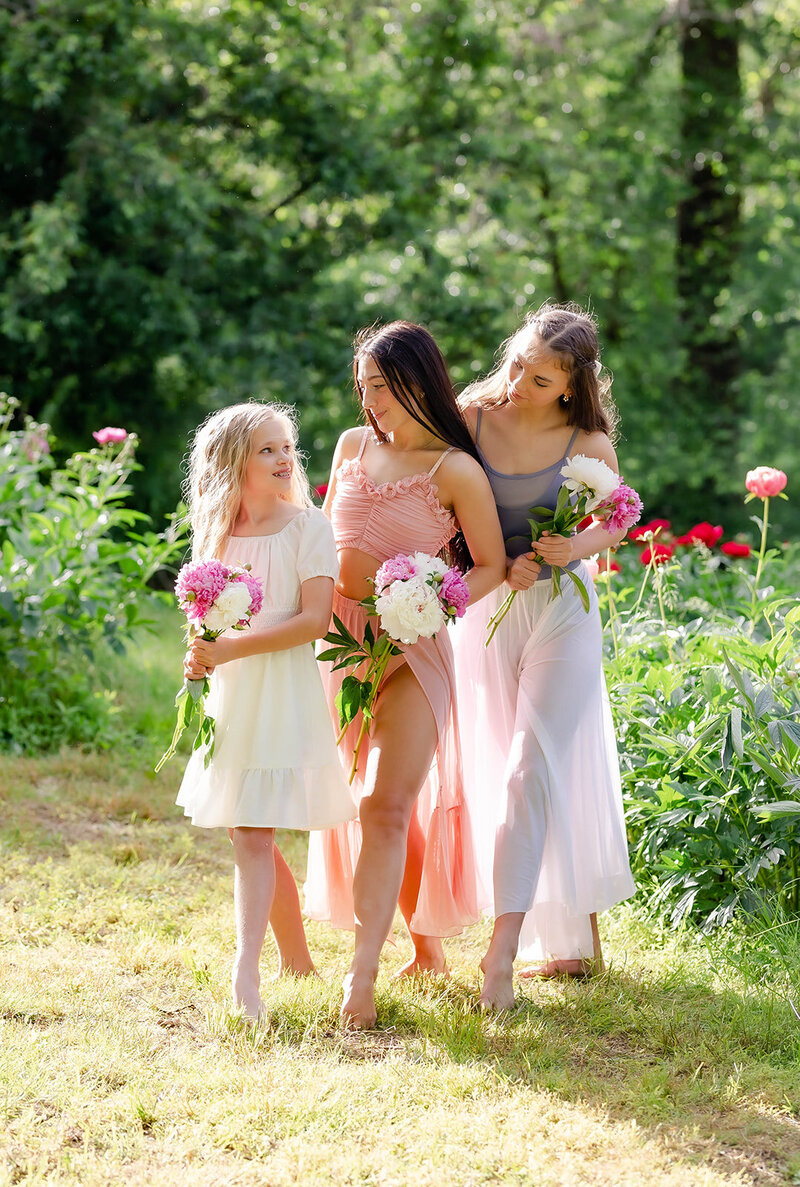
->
[460,302,619,443]
[354,321,478,570]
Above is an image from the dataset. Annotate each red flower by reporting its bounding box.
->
[314,483,328,499]
[597,555,622,573]
[640,543,674,566]
[577,514,594,531]
[629,518,671,541]
[721,541,751,558]
[675,522,723,548]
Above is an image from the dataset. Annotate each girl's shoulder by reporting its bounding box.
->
[337,425,369,462]
[572,429,617,469]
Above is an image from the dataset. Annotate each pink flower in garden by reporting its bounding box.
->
[640,543,674,566]
[23,432,50,460]
[440,568,470,617]
[629,518,671,541]
[676,522,723,548]
[375,554,418,591]
[745,467,787,498]
[721,541,751,558]
[174,559,229,624]
[93,427,128,445]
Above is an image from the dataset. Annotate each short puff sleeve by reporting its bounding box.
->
[296,508,339,584]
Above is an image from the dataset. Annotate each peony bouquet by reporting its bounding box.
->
[155,559,263,771]
[319,552,469,783]
[485,453,642,644]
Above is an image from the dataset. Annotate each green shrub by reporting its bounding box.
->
[0,394,184,753]
[598,505,800,928]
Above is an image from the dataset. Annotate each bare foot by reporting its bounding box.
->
[394,937,449,980]
[340,971,377,1029]
[394,955,450,980]
[517,958,595,980]
[478,953,516,1012]
[274,958,320,980]
[232,965,265,1021]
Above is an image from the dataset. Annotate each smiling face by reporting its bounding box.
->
[356,353,414,437]
[242,415,295,499]
[506,333,571,409]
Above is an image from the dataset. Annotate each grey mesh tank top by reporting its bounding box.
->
[475,410,582,583]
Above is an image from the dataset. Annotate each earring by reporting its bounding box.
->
[562,392,571,403]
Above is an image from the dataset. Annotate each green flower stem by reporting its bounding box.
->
[750,495,771,620]
[485,589,517,646]
[605,547,620,663]
[347,648,393,784]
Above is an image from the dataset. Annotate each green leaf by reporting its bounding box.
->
[752,801,800,818]
[730,706,744,760]
[561,566,591,613]
[336,675,368,727]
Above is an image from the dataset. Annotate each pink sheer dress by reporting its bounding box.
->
[304,430,480,937]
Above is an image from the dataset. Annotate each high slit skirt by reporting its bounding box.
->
[451,564,635,961]
[304,589,480,937]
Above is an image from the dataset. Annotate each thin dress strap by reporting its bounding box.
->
[565,426,581,456]
[427,447,455,479]
[475,406,483,445]
[357,427,370,459]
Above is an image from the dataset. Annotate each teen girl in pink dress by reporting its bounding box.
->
[305,321,506,1028]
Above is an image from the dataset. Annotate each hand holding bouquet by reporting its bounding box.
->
[486,454,642,644]
[319,552,470,783]
[155,559,263,771]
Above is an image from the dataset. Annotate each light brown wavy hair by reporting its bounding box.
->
[185,401,312,560]
[459,302,619,442]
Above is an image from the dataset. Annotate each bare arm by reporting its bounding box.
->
[188,576,334,669]
[322,426,364,519]
[442,453,507,605]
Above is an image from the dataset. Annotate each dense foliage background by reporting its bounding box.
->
[1,0,798,529]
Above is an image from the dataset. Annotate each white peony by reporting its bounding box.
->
[202,580,252,633]
[375,576,446,645]
[560,453,618,511]
[410,551,448,581]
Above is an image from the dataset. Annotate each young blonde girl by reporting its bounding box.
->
[177,401,355,1019]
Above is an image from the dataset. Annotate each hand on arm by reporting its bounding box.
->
[188,576,335,668]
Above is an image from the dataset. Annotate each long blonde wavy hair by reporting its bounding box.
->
[459,302,618,442]
[185,401,312,560]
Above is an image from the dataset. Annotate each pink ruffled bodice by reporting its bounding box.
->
[331,456,458,562]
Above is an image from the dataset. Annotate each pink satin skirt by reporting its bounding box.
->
[304,590,479,937]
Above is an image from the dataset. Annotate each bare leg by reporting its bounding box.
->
[395,811,447,979]
[478,911,524,1011]
[231,827,276,1019]
[341,665,438,1028]
[518,912,604,979]
[270,846,317,977]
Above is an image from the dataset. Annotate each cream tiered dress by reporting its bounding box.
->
[176,509,356,832]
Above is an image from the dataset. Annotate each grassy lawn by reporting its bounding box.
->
[2,615,799,1186]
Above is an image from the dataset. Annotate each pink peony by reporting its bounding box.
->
[175,559,229,624]
[640,543,674,566]
[721,540,751,558]
[602,482,643,534]
[745,466,787,498]
[375,554,417,592]
[93,427,128,445]
[584,557,600,582]
[676,522,723,549]
[439,567,470,618]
